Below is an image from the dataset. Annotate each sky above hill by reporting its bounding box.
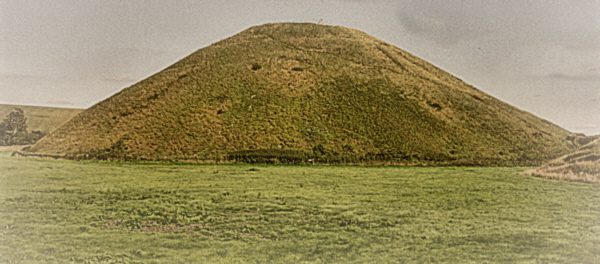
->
[1,0,599,135]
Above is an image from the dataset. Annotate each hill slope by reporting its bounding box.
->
[0,104,83,133]
[528,137,600,182]
[29,23,580,164]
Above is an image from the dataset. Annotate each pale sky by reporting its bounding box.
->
[1,0,599,135]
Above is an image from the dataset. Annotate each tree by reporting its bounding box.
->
[0,122,6,145]
[312,144,327,156]
[2,108,27,135]
[0,108,46,145]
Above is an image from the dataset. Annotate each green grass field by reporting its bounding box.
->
[1,152,599,263]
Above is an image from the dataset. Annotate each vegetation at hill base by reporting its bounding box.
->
[528,137,600,183]
[29,23,583,165]
[1,153,599,263]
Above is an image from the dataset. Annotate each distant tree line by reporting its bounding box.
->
[0,108,46,146]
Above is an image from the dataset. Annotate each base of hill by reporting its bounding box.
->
[526,162,600,183]
[526,137,600,183]
[14,148,550,167]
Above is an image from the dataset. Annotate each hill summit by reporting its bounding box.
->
[29,23,580,164]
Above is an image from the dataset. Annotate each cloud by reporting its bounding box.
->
[547,73,600,82]
[564,38,600,51]
[396,0,600,48]
[397,14,485,46]
[102,76,138,83]
[45,100,75,106]
[0,74,50,80]
[396,1,521,47]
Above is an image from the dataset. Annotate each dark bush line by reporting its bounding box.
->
[14,149,544,167]
[223,148,542,166]
[226,149,310,164]
[15,145,547,167]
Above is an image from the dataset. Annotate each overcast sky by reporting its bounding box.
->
[1,0,599,135]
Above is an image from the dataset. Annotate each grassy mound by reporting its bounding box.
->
[29,23,581,165]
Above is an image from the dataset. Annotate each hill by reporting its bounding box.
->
[0,104,83,134]
[528,137,600,182]
[28,23,582,165]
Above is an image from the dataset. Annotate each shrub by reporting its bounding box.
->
[427,101,442,111]
[312,144,326,156]
[226,149,310,164]
[251,63,262,71]
[342,144,354,154]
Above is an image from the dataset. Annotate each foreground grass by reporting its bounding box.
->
[1,153,599,263]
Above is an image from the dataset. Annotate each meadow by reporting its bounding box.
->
[1,151,599,263]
